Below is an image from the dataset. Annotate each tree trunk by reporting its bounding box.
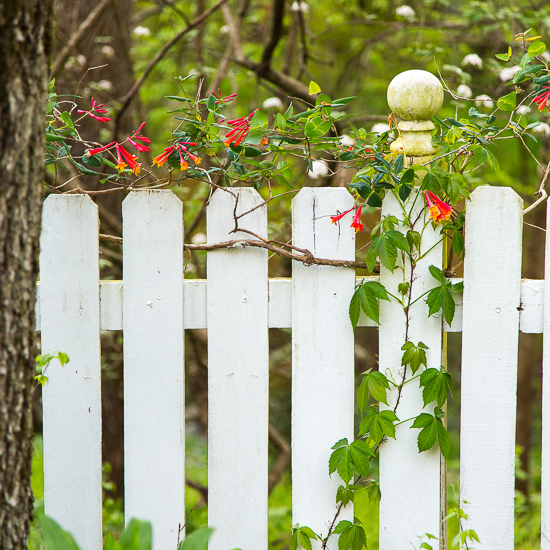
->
[0,1,52,548]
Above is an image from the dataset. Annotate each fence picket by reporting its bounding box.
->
[291,188,355,549]
[40,195,102,550]
[541,200,550,548]
[206,188,269,550]
[460,186,523,549]
[378,190,443,549]
[122,191,185,549]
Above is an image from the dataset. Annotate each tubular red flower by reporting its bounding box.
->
[86,141,116,156]
[350,205,364,232]
[224,109,258,147]
[116,144,141,175]
[213,90,238,104]
[424,190,452,223]
[128,122,151,152]
[532,88,550,111]
[330,206,355,224]
[77,97,111,123]
[152,146,176,167]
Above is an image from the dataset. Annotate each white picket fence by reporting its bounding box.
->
[35,185,550,550]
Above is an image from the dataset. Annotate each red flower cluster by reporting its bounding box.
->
[532,87,550,111]
[77,97,111,123]
[152,142,200,171]
[127,122,151,152]
[424,190,452,223]
[330,205,364,232]
[224,109,258,147]
[213,90,238,105]
[85,123,151,176]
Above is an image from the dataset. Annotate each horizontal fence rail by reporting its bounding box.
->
[37,186,543,550]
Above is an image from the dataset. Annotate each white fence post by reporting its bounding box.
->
[122,190,185,549]
[378,190,443,549]
[40,195,102,550]
[291,188,356,549]
[542,199,550,549]
[460,186,523,549]
[207,188,269,550]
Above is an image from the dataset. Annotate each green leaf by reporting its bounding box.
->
[393,154,404,173]
[118,519,153,550]
[40,515,82,550]
[329,446,354,484]
[529,40,547,56]
[166,95,189,102]
[336,485,355,506]
[72,161,98,176]
[497,91,516,111]
[411,412,450,458]
[398,184,412,201]
[206,94,217,111]
[178,528,214,550]
[350,440,374,476]
[60,111,75,131]
[428,265,446,284]
[244,146,263,157]
[309,81,321,95]
[276,113,287,130]
[82,152,103,167]
[420,368,454,408]
[349,288,362,329]
[358,281,390,325]
[332,96,356,105]
[366,483,381,505]
[486,150,499,171]
[366,231,409,273]
[297,531,312,550]
[358,408,398,444]
[365,370,390,405]
[426,286,456,326]
[366,191,383,208]
[356,375,369,414]
[249,111,269,130]
[401,341,428,374]
[400,168,415,184]
[304,115,332,138]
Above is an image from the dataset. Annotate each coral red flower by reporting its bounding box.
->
[116,144,141,175]
[128,122,151,152]
[224,109,258,147]
[213,90,238,104]
[330,206,355,224]
[152,146,175,167]
[424,190,452,223]
[532,87,550,111]
[350,205,364,232]
[77,97,111,123]
[86,141,116,156]
[152,142,200,170]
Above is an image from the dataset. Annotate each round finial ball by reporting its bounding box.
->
[387,70,443,121]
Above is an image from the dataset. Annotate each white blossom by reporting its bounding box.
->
[371,123,391,135]
[457,84,473,98]
[395,5,415,18]
[339,134,355,147]
[101,46,115,58]
[262,97,283,110]
[307,160,329,179]
[191,233,207,244]
[516,105,531,115]
[542,51,550,62]
[499,65,521,82]
[290,1,309,12]
[533,122,550,137]
[462,53,483,68]
[96,80,113,92]
[133,26,151,37]
[219,25,230,34]
[475,94,494,108]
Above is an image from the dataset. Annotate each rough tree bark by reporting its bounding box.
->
[0,1,53,548]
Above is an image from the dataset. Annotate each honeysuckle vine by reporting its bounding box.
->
[44,30,550,550]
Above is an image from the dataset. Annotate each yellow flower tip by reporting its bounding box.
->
[526,36,542,41]
[194,157,201,165]
[261,137,269,146]
[196,115,202,122]
[116,162,127,172]
[132,164,141,176]
[180,161,189,171]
